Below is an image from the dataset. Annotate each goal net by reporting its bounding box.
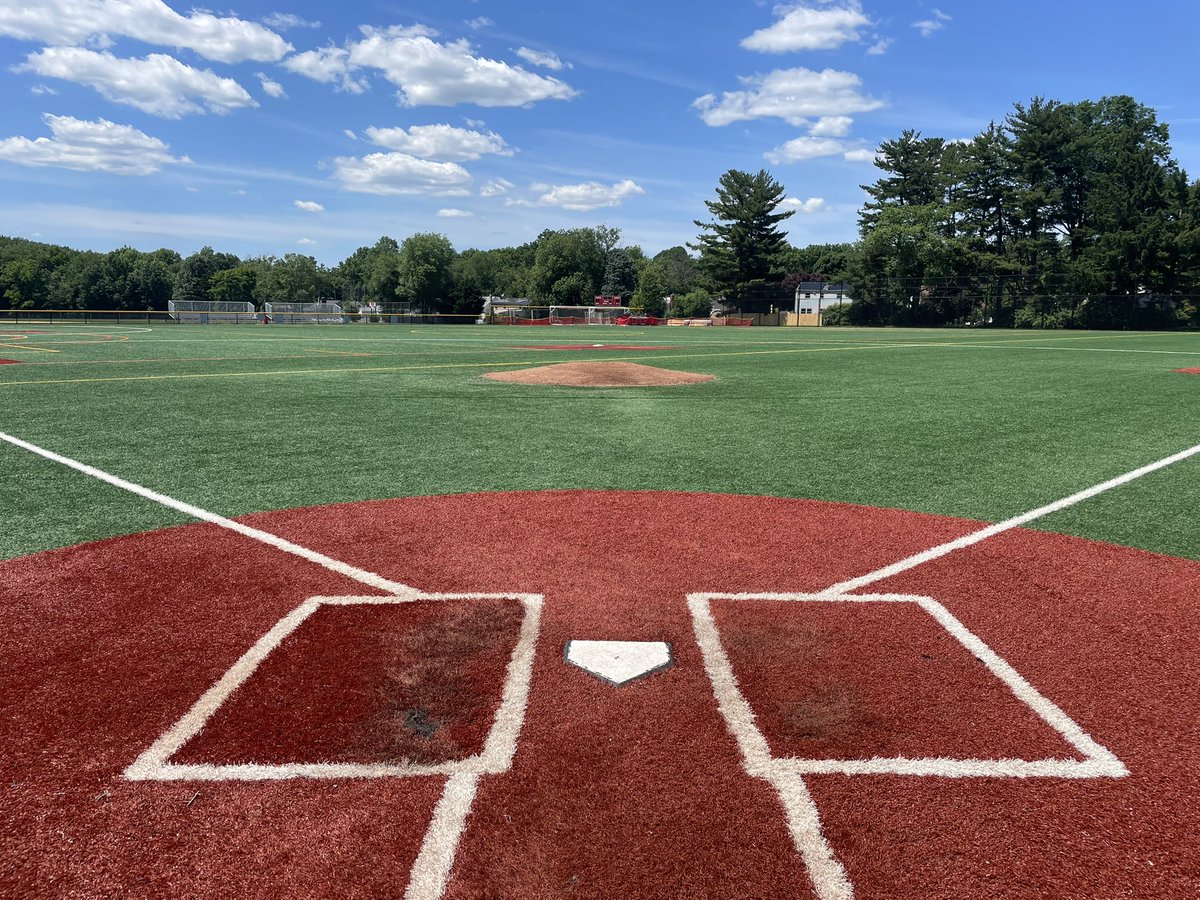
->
[264,301,344,324]
[548,305,631,325]
[167,300,256,324]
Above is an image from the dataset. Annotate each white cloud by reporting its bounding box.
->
[256,71,286,98]
[0,113,188,175]
[515,46,571,70]
[364,124,512,161]
[30,83,56,95]
[742,2,872,52]
[286,25,577,107]
[281,46,369,94]
[480,177,513,197]
[332,151,471,195]
[694,67,884,127]
[294,199,324,212]
[843,147,878,162]
[913,9,951,37]
[528,179,644,211]
[297,237,316,246]
[778,196,827,213]
[343,128,358,140]
[18,48,257,118]
[262,12,321,30]
[0,0,291,63]
[765,136,848,163]
[436,207,474,217]
[465,17,493,30]
[464,117,486,128]
[867,36,892,55]
[810,115,852,136]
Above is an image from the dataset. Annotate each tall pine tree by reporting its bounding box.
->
[691,169,793,297]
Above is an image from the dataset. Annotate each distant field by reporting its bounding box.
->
[2,322,1198,560]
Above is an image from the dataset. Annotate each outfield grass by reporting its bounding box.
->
[2,323,1197,561]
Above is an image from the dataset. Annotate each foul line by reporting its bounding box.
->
[822,439,1200,595]
[0,429,415,596]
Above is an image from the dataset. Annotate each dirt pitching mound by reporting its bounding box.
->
[484,360,714,387]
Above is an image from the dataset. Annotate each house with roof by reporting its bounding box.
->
[793,282,853,325]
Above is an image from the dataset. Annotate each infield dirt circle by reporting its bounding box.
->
[2,491,1198,898]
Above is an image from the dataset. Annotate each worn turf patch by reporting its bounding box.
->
[174,599,524,767]
[484,360,714,387]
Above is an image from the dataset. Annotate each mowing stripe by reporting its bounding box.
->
[0,429,415,596]
[822,439,1200,595]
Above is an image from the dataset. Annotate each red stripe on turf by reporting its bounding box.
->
[0,359,19,365]
[1175,367,1200,374]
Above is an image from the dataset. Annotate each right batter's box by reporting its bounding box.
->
[687,592,1127,780]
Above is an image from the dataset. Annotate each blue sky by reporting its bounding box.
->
[1,0,1198,264]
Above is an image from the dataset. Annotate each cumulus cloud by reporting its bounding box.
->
[281,45,369,94]
[913,9,951,37]
[30,83,56,95]
[843,147,878,162]
[332,151,471,195]
[0,113,188,175]
[810,115,853,136]
[693,67,883,127]
[436,208,474,217]
[18,47,257,118]
[294,199,324,212]
[867,36,893,55]
[0,0,291,63]
[480,177,513,197]
[742,2,872,52]
[262,12,321,30]
[765,137,848,163]
[778,196,827,213]
[364,124,512,161]
[284,24,577,107]
[526,179,644,211]
[514,46,571,70]
[256,71,286,98]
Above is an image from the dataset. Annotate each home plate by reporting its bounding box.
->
[564,640,674,686]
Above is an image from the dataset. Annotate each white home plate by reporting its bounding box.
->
[564,640,673,686]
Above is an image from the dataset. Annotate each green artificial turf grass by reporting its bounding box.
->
[1,324,1197,561]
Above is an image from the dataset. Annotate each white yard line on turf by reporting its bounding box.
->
[0,429,415,596]
[822,439,1200,595]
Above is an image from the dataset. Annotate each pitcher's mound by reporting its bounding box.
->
[484,361,714,387]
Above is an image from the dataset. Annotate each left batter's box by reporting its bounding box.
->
[125,592,542,782]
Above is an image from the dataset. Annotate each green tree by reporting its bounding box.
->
[691,169,794,297]
[397,233,456,310]
[601,248,638,299]
[208,266,258,306]
[530,229,606,303]
[173,246,241,305]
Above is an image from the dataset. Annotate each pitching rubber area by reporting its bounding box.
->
[2,491,1199,897]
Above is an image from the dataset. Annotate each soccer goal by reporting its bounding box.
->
[548,305,631,325]
[263,301,344,324]
[167,300,256,324]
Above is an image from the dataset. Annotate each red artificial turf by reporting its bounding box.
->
[511,344,677,351]
[0,359,19,365]
[2,491,1200,898]
[1175,367,1200,374]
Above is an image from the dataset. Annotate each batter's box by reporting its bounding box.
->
[125,592,542,782]
[688,592,1127,780]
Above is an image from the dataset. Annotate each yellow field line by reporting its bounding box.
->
[0,341,60,354]
[0,341,915,387]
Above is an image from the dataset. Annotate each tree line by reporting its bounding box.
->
[2,93,1197,328]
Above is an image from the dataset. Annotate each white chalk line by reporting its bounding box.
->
[0,430,415,596]
[690,591,1129,900]
[0,429,543,900]
[822,439,1200,596]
